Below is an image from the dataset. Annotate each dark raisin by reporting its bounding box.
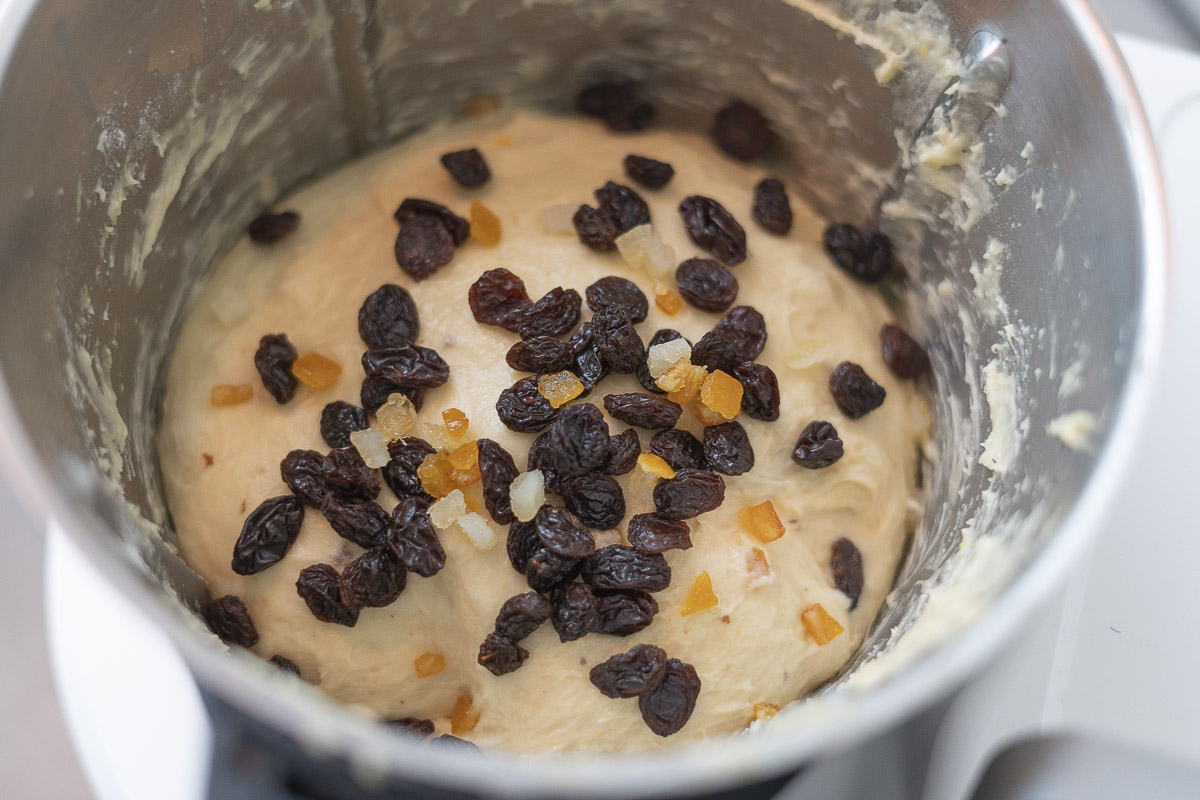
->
[477,632,529,675]
[506,520,540,572]
[679,195,748,266]
[518,287,582,339]
[593,591,659,636]
[362,343,450,389]
[562,474,626,530]
[714,306,767,362]
[231,495,304,575]
[527,431,569,494]
[526,547,583,593]
[393,198,470,246]
[551,582,598,642]
[494,592,553,641]
[506,336,574,374]
[203,595,259,648]
[388,718,435,737]
[269,655,300,676]
[394,215,454,280]
[792,420,844,469]
[388,496,445,577]
[638,658,701,736]
[603,393,682,430]
[586,276,649,323]
[606,429,641,476]
[675,258,738,312]
[325,446,381,503]
[382,437,436,501]
[752,178,792,235]
[637,329,686,394]
[569,322,610,395]
[254,333,298,403]
[534,504,596,558]
[690,330,742,375]
[714,100,771,161]
[321,497,392,549]
[573,204,622,253]
[543,403,611,477]
[496,375,560,433]
[733,363,780,421]
[320,401,369,448]
[596,181,650,233]
[576,82,654,132]
[703,421,755,476]
[589,644,667,698]
[626,513,692,554]
[339,546,407,611]
[361,378,424,414]
[831,537,864,611]
[881,324,930,379]
[823,224,892,283]
[358,284,420,348]
[582,545,671,592]
[477,439,519,524]
[295,564,359,627]
[431,734,481,753]
[623,154,674,189]
[247,210,299,244]
[440,147,491,188]
[469,268,532,331]
[281,449,331,508]
[649,429,707,471]
[829,362,886,418]
[652,469,726,519]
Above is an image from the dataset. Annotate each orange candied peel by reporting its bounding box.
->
[447,441,482,487]
[700,370,744,421]
[746,546,771,579]
[655,289,683,316]
[291,352,342,390]
[753,702,780,722]
[418,451,457,499]
[739,500,785,543]
[681,571,718,617]
[470,200,502,247]
[442,407,469,437]
[657,359,707,405]
[210,383,253,407]
[537,370,585,409]
[451,695,481,735]
[637,453,676,480]
[801,603,844,645]
[414,651,446,678]
[692,401,728,427]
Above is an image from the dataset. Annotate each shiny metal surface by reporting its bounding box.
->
[0,1,1166,798]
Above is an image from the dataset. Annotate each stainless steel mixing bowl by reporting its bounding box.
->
[0,1,1165,798]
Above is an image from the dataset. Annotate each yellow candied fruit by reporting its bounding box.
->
[291,352,342,390]
[692,401,727,427]
[537,370,585,409]
[210,383,253,406]
[414,652,446,678]
[442,407,469,437]
[700,370,744,421]
[451,695,481,735]
[418,451,457,499]
[753,702,780,722]
[375,393,417,439]
[739,500,785,543]
[657,359,707,405]
[470,200,502,247]
[681,571,718,617]
[448,440,479,471]
[801,603,844,645]
[747,546,771,579]
[655,289,683,316]
[637,453,676,480]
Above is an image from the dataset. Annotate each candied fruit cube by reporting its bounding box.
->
[414,652,446,678]
[692,402,728,427]
[646,339,692,379]
[451,695,480,735]
[657,359,707,405]
[681,571,718,617]
[429,489,467,529]
[510,471,545,522]
[746,547,772,579]
[457,512,498,551]
[418,451,458,498]
[537,371,585,409]
[350,428,391,468]
[470,200,502,247]
[210,383,253,406]
[801,603,844,645]
[291,352,342,390]
[753,702,780,722]
[739,501,785,543]
[655,289,683,316]
[448,440,479,471]
[375,393,417,439]
[616,224,676,282]
[700,370,744,421]
[637,453,676,480]
[442,407,469,437]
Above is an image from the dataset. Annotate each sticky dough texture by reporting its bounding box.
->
[158,110,928,753]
